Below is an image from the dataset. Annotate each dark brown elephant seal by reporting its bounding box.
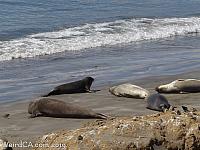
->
[155,79,200,93]
[28,98,108,119]
[43,77,94,97]
[146,93,171,112]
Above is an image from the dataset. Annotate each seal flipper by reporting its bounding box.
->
[29,109,43,118]
[85,89,93,93]
[29,113,43,118]
[160,104,170,112]
[42,89,58,97]
[180,91,189,94]
[29,114,37,118]
[85,84,92,93]
[95,113,113,120]
[86,89,101,93]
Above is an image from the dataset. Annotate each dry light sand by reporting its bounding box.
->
[0,69,200,150]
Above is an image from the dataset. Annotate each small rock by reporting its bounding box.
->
[77,135,83,141]
[176,110,181,115]
[192,107,197,112]
[182,106,189,112]
[2,114,10,119]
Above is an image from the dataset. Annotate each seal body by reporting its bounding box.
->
[146,93,170,112]
[28,98,107,119]
[155,79,200,93]
[43,77,94,97]
[109,83,149,99]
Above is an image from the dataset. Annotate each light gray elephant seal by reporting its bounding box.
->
[146,93,171,112]
[109,83,149,99]
[43,77,94,97]
[28,98,108,119]
[155,79,200,93]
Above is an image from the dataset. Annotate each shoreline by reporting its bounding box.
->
[0,69,200,149]
[1,67,200,105]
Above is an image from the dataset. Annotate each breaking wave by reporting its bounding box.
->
[0,16,200,61]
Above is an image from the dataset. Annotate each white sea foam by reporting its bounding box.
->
[0,17,200,61]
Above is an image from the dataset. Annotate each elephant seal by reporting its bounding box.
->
[43,77,94,97]
[0,138,13,150]
[109,83,149,99]
[155,79,200,93]
[146,93,171,112]
[28,98,108,119]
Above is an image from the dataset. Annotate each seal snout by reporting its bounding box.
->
[142,92,149,99]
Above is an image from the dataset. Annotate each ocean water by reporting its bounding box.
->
[0,0,200,102]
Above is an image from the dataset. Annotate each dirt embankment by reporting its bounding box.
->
[33,109,200,150]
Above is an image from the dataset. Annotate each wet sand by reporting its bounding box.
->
[0,70,200,149]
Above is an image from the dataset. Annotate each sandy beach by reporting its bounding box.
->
[1,0,200,149]
[1,69,200,150]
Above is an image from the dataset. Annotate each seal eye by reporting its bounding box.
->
[177,79,184,81]
[144,93,148,98]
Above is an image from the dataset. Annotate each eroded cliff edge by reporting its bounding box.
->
[33,110,200,150]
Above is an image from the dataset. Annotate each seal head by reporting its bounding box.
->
[155,80,179,93]
[146,93,171,112]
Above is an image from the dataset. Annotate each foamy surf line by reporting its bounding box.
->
[0,16,200,61]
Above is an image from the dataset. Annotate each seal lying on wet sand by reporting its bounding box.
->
[155,79,200,93]
[28,98,108,119]
[43,77,94,97]
[146,93,171,112]
[109,83,149,99]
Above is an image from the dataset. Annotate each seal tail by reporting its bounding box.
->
[42,92,52,97]
[96,113,113,120]
[42,90,57,97]
[42,93,49,97]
